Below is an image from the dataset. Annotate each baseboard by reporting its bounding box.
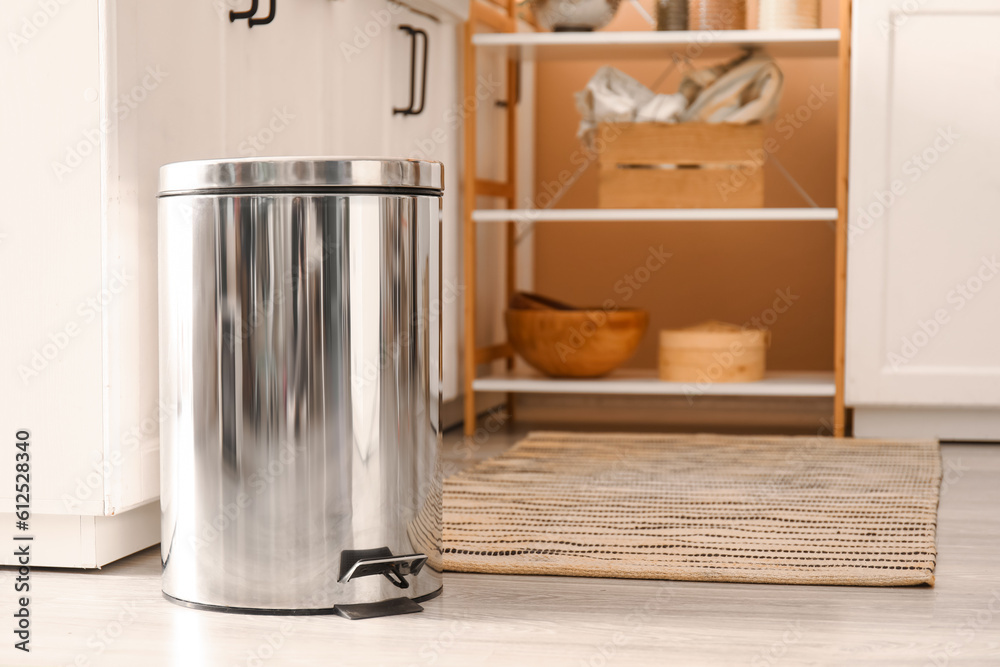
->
[0,501,159,568]
[853,407,1000,442]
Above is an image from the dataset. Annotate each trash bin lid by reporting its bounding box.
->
[158,157,443,196]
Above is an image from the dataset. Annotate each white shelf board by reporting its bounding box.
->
[472,208,838,223]
[473,370,835,397]
[472,29,841,61]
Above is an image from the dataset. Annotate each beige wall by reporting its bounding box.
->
[530,0,839,371]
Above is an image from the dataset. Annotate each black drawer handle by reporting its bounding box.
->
[394,25,429,116]
[230,0,275,27]
[249,0,275,27]
[229,0,257,22]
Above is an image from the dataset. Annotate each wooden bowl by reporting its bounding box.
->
[505,308,649,378]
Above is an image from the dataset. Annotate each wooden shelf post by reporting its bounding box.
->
[834,0,852,437]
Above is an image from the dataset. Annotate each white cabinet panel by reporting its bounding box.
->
[223,21,327,155]
[328,1,392,155]
[846,0,1000,437]
[108,0,230,516]
[385,9,465,401]
[0,0,106,516]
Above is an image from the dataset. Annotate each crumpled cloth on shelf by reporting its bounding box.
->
[574,66,687,147]
[680,54,784,123]
[575,54,784,150]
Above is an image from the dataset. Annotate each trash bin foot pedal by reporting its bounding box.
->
[339,547,428,589]
[333,597,424,620]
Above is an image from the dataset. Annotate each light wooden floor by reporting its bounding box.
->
[5,425,1000,666]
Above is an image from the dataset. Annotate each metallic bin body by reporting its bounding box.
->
[157,158,443,614]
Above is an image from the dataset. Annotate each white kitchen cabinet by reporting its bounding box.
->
[0,0,223,569]
[0,0,467,566]
[384,6,465,402]
[845,0,1000,439]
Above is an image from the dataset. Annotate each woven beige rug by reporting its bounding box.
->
[443,432,941,586]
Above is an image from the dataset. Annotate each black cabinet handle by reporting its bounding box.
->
[410,27,429,115]
[394,25,429,116]
[249,0,276,27]
[229,0,258,22]
[230,0,275,27]
[393,26,418,115]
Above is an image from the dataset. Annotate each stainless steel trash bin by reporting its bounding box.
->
[157,158,443,618]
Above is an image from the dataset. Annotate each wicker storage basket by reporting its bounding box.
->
[659,321,770,383]
[758,0,820,29]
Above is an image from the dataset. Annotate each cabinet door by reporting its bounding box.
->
[386,10,450,158]
[219,0,337,156]
[845,0,1000,409]
[0,0,106,516]
[326,0,393,155]
[386,10,465,402]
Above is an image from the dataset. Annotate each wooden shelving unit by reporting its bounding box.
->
[462,1,852,436]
